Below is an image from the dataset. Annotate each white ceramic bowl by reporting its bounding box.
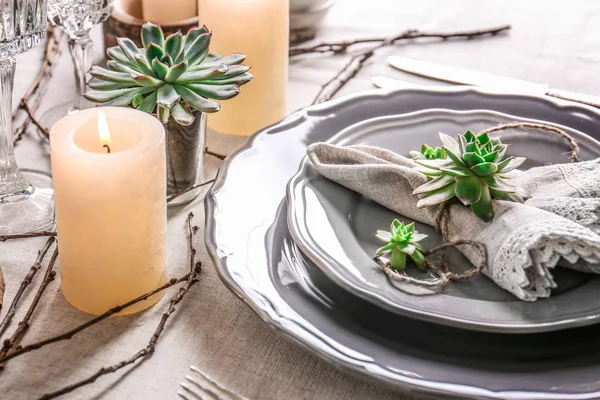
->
[291,0,329,12]
[290,0,335,30]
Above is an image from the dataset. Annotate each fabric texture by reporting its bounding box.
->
[512,159,600,232]
[307,143,600,301]
[4,2,600,398]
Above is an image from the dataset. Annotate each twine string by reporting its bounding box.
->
[376,122,580,288]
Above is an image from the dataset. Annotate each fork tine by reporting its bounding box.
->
[189,366,248,400]
[185,375,226,400]
[179,380,218,400]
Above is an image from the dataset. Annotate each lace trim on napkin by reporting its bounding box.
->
[526,198,600,234]
[494,220,600,301]
[559,160,600,198]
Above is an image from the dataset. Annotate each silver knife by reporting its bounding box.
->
[387,56,600,109]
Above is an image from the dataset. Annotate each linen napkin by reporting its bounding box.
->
[511,160,600,233]
[306,143,600,301]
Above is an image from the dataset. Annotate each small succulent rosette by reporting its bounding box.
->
[375,219,428,272]
[412,130,529,222]
[85,22,253,126]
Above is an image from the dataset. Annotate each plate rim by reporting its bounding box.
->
[205,86,600,400]
[286,108,600,333]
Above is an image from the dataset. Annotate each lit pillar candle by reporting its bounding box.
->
[198,0,289,136]
[142,0,197,23]
[50,107,167,316]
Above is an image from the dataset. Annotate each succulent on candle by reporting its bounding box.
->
[84,22,253,126]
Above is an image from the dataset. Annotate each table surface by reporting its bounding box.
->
[2,0,600,399]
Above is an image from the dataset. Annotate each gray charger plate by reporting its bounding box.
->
[205,87,600,399]
[287,109,600,333]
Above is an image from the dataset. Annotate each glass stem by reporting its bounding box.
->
[0,57,28,199]
[68,34,93,110]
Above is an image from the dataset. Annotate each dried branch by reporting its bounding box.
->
[13,26,65,144]
[0,214,200,368]
[20,100,49,138]
[0,231,56,243]
[167,179,216,204]
[205,148,227,160]
[38,213,202,400]
[310,25,511,104]
[0,274,188,365]
[0,249,58,357]
[0,237,55,337]
[291,25,511,57]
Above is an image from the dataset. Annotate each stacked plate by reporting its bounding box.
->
[205,87,600,399]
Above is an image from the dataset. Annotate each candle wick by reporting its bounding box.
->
[103,144,111,154]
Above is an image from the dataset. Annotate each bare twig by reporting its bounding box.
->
[291,36,391,56]
[0,231,56,243]
[0,249,58,357]
[167,179,216,204]
[13,26,65,144]
[0,274,190,365]
[309,25,511,104]
[38,213,202,399]
[20,100,50,138]
[205,148,227,160]
[0,237,55,337]
[0,214,200,367]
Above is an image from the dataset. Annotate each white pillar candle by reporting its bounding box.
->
[142,0,197,23]
[198,0,289,136]
[50,107,167,316]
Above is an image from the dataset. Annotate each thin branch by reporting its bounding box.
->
[13,26,65,144]
[0,231,56,243]
[0,214,200,366]
[205,148,227,161]
[20,99,49,138]
[291,25,511,57]
[311,25,511,104]
[38,213,202,400]
[0,237,55,337]
[0,274,189,365]
[290,36,390,56]
[167,179,215,204]
[0,249,58,357]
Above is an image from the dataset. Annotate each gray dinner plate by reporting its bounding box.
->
[205,87,600,399]
[287,109,600,333]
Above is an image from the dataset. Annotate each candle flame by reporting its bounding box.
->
[98,111,111,144]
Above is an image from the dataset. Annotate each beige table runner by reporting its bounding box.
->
[2,0,599,398]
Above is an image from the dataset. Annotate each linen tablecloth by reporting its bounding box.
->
[2,0,599,398]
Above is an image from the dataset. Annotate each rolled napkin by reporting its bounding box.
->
[511,158,600,198]
[511,159,600,232]
[307,143,600,301]
[525,197,600,234]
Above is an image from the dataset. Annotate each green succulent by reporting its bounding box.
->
[84,22,253,126]
[410,144,447,160]
[412,130,527,222]
[375,219,428,272]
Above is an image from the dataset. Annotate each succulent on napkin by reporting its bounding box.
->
[412,130,529,222]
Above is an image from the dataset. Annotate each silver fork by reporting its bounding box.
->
[177,365,249,400]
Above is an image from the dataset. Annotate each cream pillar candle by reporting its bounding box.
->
[142,0,197,23]
[50,107,167,316]
[198,0,289,136]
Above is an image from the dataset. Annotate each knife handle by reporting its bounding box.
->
[547,88,600,109]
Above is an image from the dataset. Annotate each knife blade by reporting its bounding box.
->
[371,76,423,90]
[387,56,600,109]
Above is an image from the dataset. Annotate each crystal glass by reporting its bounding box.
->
[0,0,54,234]
[42,0,113,125]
